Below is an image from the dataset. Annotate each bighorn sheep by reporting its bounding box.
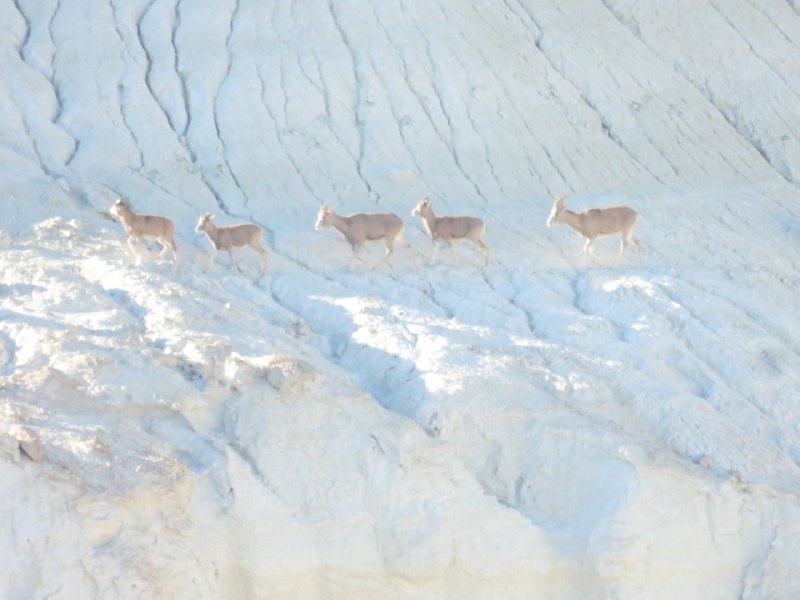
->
[546,192,641,261]
[411,197,489,267]
[314,202,415,268]
[195,213,268,275]
[109,197,179,264]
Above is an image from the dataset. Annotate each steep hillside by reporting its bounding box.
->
[1,1,799,598]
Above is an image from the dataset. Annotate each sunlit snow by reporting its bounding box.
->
[1,1,800,598]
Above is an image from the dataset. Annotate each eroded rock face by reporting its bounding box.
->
[0,428,43,463]
[0,434,21,461]
[264,355,315,393]
[19,436,43,463]
[224,352,316,394]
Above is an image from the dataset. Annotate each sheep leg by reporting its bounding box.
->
[349,244,367,270]
[207,249,217,272]
[429,241,440,265]
[258,247,268,274]
[157,240,178,263]
[619,236,628,257]
[375,242,393,269]
[249,240,268,274]
[167,237,179,263]
[584,238,599,265]
[585,238,600,260]
[447,241,459,265]
[476,239,490,267]
[227,249,240,274]
[393,228,417,266]
[630,235,642,264]
[620,231,642,264]
[127,237,142,265]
